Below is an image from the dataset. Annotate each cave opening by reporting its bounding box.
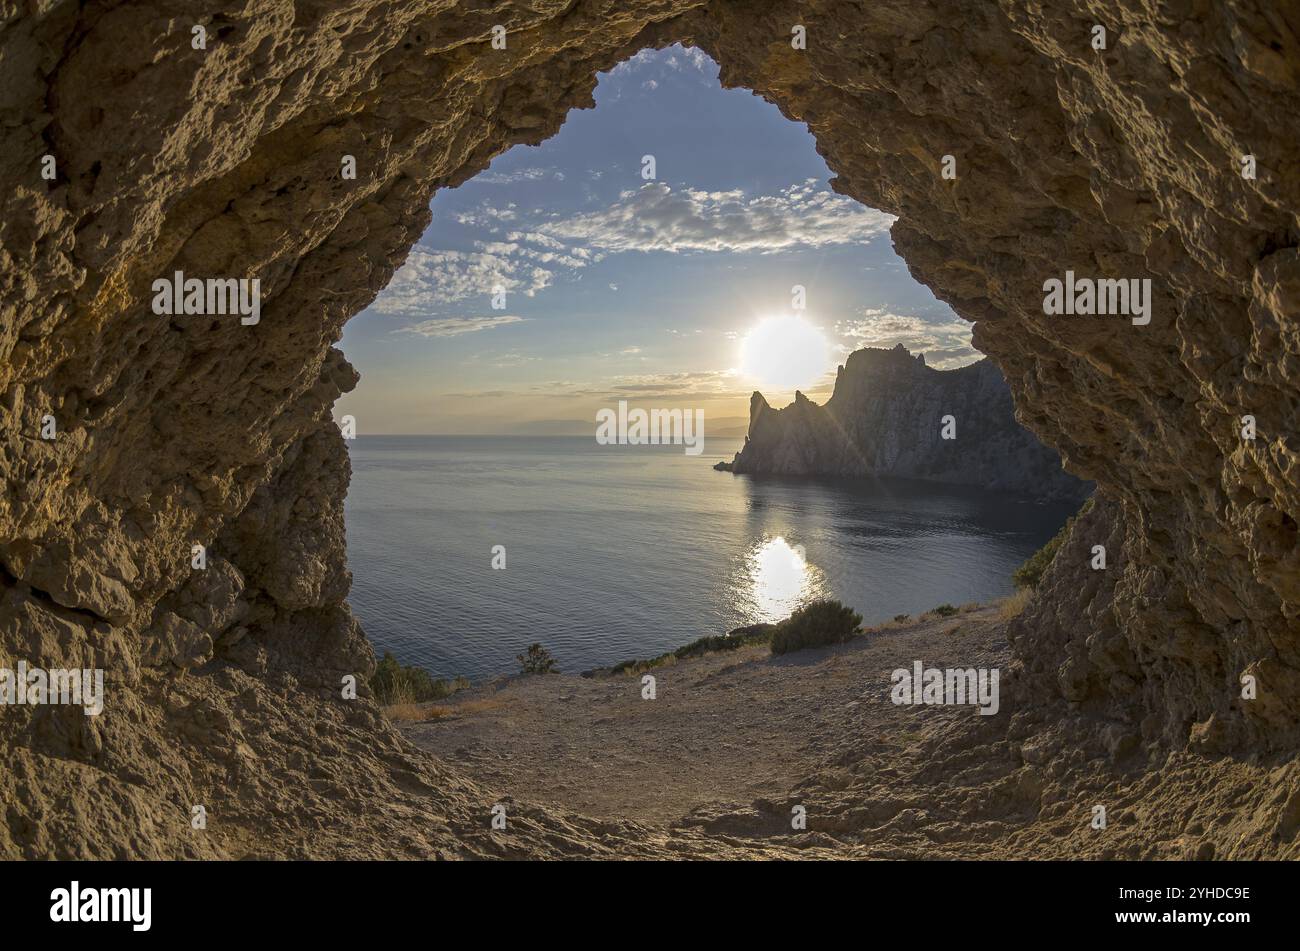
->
[333,44,1081,684]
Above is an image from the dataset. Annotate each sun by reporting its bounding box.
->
[738,314,832,390]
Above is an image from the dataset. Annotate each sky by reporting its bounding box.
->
[335,45,975,435]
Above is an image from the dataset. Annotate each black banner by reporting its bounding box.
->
[0,859,1278,938]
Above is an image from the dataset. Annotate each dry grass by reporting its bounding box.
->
[869,614,913,632]
[619,654,679,676]
[383,697,504,722]
[383,702,448,722]
[998,588,1032,620]
[921,604,960,621]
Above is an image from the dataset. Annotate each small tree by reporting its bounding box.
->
[770,600,863,656]
[517,643,557,675]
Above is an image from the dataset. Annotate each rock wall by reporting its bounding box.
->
[1,0,1297,856]
[718,344,1091,501]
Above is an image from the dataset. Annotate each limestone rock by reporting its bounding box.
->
[718,345,1091,501]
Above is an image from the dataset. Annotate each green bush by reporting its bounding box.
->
[770,600,863,656]
[675,622,776,660]
[370,652,466,705]
[607,623,776,675]
[893,614,910,623]
[930,603,959,618]
[517,643,558,675]
[1012,497,1094,591]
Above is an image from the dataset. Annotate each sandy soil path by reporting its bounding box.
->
[399,605,1008,827]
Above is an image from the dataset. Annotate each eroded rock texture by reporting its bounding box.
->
[718,344,1091,501]
[1,0,1297,857]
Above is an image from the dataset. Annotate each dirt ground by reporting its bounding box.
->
[397,603,1300,859]
[399,606,1002,826]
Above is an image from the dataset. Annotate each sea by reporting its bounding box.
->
[343,435,1076,679]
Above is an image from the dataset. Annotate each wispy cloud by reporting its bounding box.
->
[473,167,563,186]
[836,309,978,369]
[540,182,893,254]
[397,315,527,337]
[530,369,749,402]
[613,45,715,76]
[375,180,878,320]
[453,202,519,226]
[373,249,553,314]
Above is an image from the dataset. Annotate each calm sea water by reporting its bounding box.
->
[344,435,1076,679]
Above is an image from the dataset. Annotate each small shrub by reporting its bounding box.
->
[517,643,558,675]
[893,614,910,623]
[930,603,959,618]
[370,652,464,705]
[770,600,863,656]
[999,587,1032,620]
[675,622,776,660]
[1012,497,1094,590]
[383,703,452,723]
[606,623,776,675]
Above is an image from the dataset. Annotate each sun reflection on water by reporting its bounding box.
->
[741,536,827,622]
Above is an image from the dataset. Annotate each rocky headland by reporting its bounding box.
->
[716,344,1092,502]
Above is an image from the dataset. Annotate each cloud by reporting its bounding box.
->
[539,182,893,254]
[475,239,594,271]
[836,309,978,369]
[667,46,715,73]
[533,369,747,402]
[505,231,568,252]
[383,179,890,322]
[484,349,538,367]
[609,48,660,74]
[397,315,527,337]
[372,249,553,314]
[453,202,519,227]
[473,167,554,185]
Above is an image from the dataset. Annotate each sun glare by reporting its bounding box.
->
[739,315,832,391]
[742,536,827,622]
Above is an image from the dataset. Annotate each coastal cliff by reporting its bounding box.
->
[717,345,1091,502]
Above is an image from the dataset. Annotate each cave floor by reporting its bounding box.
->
[398,604,1008,828]
[395,604,1299,859]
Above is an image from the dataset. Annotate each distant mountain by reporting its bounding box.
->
[715,344,1090,502]
[702,417,750,438]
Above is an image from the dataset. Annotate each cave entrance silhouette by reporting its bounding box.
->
[6,3,1297,860]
